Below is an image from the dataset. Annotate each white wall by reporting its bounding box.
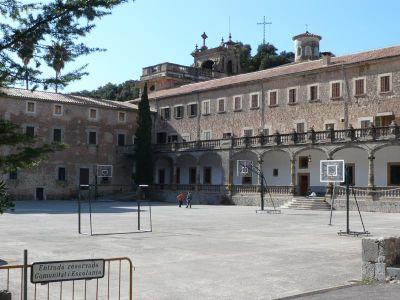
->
[295,149,327,187]
[262,151,291,185]
[333,148,368,186]
[198,154,222,184]
[374,146,400,186]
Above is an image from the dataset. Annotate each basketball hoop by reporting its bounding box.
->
[237,160,253,177]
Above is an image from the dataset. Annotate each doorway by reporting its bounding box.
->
[35,187,44,200]
[375,115,394,127]
[158,169,165,184]
[79,168,90,186]
[298,173,310,196]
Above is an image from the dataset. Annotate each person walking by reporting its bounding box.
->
[186,191,192,208]
[177,192,185,207]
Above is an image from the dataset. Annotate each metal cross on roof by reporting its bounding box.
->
[201,32,208,48]
[257,16,272,45]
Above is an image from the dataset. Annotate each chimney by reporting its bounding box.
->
[321,52,333,66]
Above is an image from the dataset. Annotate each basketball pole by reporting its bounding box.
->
[346,168,350,234]
[260,172,265,211]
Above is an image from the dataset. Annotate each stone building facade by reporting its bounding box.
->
[0,88,137,200]
[132,32,400,208]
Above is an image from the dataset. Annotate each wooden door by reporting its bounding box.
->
[298,173,310,196]
[79,168,90,186]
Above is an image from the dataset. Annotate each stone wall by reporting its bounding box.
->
[362,236,400,282]
[326,198,400,213]
[0,96,137,200]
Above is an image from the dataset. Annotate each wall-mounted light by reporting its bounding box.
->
[308,154,312,163]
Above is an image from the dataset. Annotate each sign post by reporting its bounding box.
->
[31,259,105,284]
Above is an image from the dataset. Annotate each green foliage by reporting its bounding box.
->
[0,180,14,214]
[0,119,67,172]
[72,80,139,101]
[0,119,66,214]
[237,42,295,73]
[0,0,131,91]
[134,83,153,185]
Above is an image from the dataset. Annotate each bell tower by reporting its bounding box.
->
[191,32,241,76]
[292,31,322,62]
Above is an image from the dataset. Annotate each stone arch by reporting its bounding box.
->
[198,152,223,184]
[154,155,174,184]
[201,60,214,70]
[293,146,328,159]
[226,60,233,75]
[328,144,368,158]
[373,144,400,187]
[332,146,369,186]
[261,149,291,186]
[176,154,197,185]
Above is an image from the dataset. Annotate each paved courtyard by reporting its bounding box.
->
[1,201,400,299]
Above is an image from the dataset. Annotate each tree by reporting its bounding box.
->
[72,80,139,101]
[0,0,130,90]
[134,83,153,185]
[0,119,66,212]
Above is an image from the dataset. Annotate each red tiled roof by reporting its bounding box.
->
[135,45,400,101]
[0,87,138,110]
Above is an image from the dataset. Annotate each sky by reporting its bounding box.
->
[42,0,400,93]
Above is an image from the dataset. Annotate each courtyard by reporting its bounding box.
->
[1,201,400,299]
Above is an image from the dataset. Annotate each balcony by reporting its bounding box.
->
[153,124,400,153]
[140,62,225,82]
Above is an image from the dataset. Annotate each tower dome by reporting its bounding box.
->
[292,31,322,62]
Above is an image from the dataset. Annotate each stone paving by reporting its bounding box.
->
[1,201,400,299]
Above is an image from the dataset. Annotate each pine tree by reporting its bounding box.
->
[134,83,153,185]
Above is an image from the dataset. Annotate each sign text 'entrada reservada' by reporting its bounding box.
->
[31,259,105,283]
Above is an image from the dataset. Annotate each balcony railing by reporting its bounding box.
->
[152,124,400,153]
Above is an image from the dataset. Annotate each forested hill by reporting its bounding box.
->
[71,80,139,101]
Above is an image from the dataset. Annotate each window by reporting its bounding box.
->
[305,46,312,57]
[388,163,400,186]
[233,96,242,111]
[202,100,211,115]
[88,131,97,145]
[202,131,211,140]
[250,93,259,109]
[26,101,36,113]
[379,74,391,93]
[54,104,63,116]
[9,170,17,180]
[187,103,197,117]
[156,132,167,144]
[261,128,270,136]
[360,119,372,128]
[167,135,178,143]
[25,126,35,138]
[331,81,342,99]
[273,169,278,177]
[343,164,355,186]
[299,156,309,169]
[242,174,252,184]
[223,132,232,139]
[269,90,278,106]
[118,111,126,122]
[181,134,190,142]
[117,133,126,146]
[325,123,335,130]
[354,78,366,96]
[89,108,98,120]
[217,98,225,113]
[53,128,62,143]
[309,85,318,101]
[174,105,184,119]
[58,167,66,181]
[288,88,297,104]
[297,47,302,57]
[296,122,305,133]
[243,128,253,137]
[203,167,212,184]
[189,168,197,184]
[160,107,171,120]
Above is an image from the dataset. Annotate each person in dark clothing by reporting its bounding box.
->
[186,191,192,208]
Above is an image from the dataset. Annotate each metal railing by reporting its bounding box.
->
[0,257,134,300]
[151,124,400,153]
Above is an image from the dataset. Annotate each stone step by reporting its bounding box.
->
[281,197,332,211]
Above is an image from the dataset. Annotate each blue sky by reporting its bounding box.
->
[53,0,400,93]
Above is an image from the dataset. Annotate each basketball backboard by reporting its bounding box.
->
[320,160,345,183]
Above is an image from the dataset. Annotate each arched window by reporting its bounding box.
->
[305,46,312,57]
[313,46,319,57]
[226,60,233,75]
[201,60,214,70]
[297,47,302,57]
